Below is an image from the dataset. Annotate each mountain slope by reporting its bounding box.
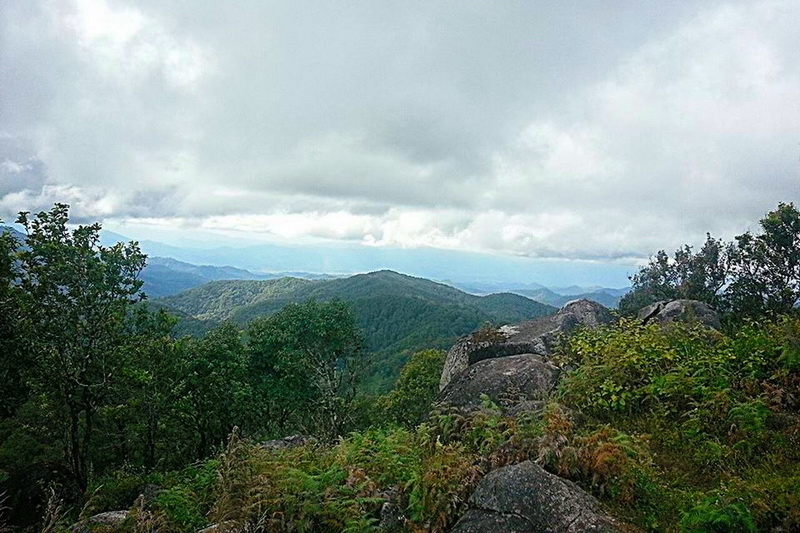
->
[139,257,279,298]
[156,270,556,391]
[514,287,627,309]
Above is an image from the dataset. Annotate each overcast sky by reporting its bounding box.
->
[2,0,799,266]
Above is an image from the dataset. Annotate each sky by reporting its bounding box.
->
[2,0,800,284]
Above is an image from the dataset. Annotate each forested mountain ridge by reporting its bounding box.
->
[154,270,556,390]
[156,269,554,329]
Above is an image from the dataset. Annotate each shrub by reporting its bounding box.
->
[679,494,756,533]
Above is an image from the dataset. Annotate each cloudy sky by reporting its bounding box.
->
[2,0,799,270]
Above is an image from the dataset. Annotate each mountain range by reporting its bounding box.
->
[153,270,557,391]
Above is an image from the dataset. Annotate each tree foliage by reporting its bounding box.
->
[13,204,146,492]
[248,300,366,440]
[0,205,372,526]
[620,203,800,322]
[380,349,446,427]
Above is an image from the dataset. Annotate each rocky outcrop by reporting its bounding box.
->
[638,299,721,329]
[450,461,623,533]
[438,354,561,412]
[440,299,614,390]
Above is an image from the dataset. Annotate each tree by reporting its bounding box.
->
[113,307,182,469]
[248,301,366,440]
[620,203,800,323]
[13,204,146,492]
[727,203,800,319]
[176,323,251,459]
[619,235,732,315]
[380,349,445,427]
[0,225,25,419]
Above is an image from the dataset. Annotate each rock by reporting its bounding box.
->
[137,483,161,505]
[438,354,560,412]
[378,501,405,532]
[638,299,721,329]
[450,461,623,533]
[259,434,316,450]
[440,299,614,390]
[377,486,406,532]
[71,511,129,532]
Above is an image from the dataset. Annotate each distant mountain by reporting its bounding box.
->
[513,287,628,309]
[449,278,629,308]
[140,257,278,298]
[448,280,548,296]
[1,226,25,243]
[139,257,343,298]
[95,228,633,289]
[155,270,556,391]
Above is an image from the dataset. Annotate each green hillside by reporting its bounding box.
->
[155,270,556,391]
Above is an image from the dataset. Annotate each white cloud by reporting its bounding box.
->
[2,0,800,264]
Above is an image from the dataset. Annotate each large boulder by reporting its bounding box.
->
[638,299,721,329]
[450,461,623,533]
[438,354,560,412]
[440,299,613,390]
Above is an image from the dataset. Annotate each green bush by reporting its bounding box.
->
[679,494,756,533]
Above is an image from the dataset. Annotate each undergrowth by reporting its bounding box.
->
[82,315,800,532]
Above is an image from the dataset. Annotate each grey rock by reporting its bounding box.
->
[259,434,316,450]
[440,299,613,390]
[451,511,532,532]
[438,354,561,412]
[377,486,406,532]
[638,299,721,329]
[71,511,129,532]
[138,483,161,505]
[450,461,623,533]
[378,501,406,532]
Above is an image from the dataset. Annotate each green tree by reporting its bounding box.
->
[727,202,800,319]
[620,234,732,315]
[380,349,445,427]
[13,204,146,492]
[176,323,251,459]
[248,301,366,440]
[0,225,25,419]
[114,308,182,469]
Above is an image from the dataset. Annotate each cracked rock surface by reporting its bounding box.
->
[450,461,623,533]
[438,354,560,413]
[439,299,613,390]
[637,299,721,330]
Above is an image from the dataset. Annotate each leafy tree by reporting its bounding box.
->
[13,204,146,492]
[248,301,366,440]
[0,225,25,419]
[380,349,445,427]
[114,308,182,469]
[176,323,251,459]
[619,234,732,315]
[727,202,800,319]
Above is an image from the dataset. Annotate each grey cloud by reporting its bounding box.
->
[2,0,799,262]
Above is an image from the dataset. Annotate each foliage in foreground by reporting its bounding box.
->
[554,315,800,531]
[106,315,800,533]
